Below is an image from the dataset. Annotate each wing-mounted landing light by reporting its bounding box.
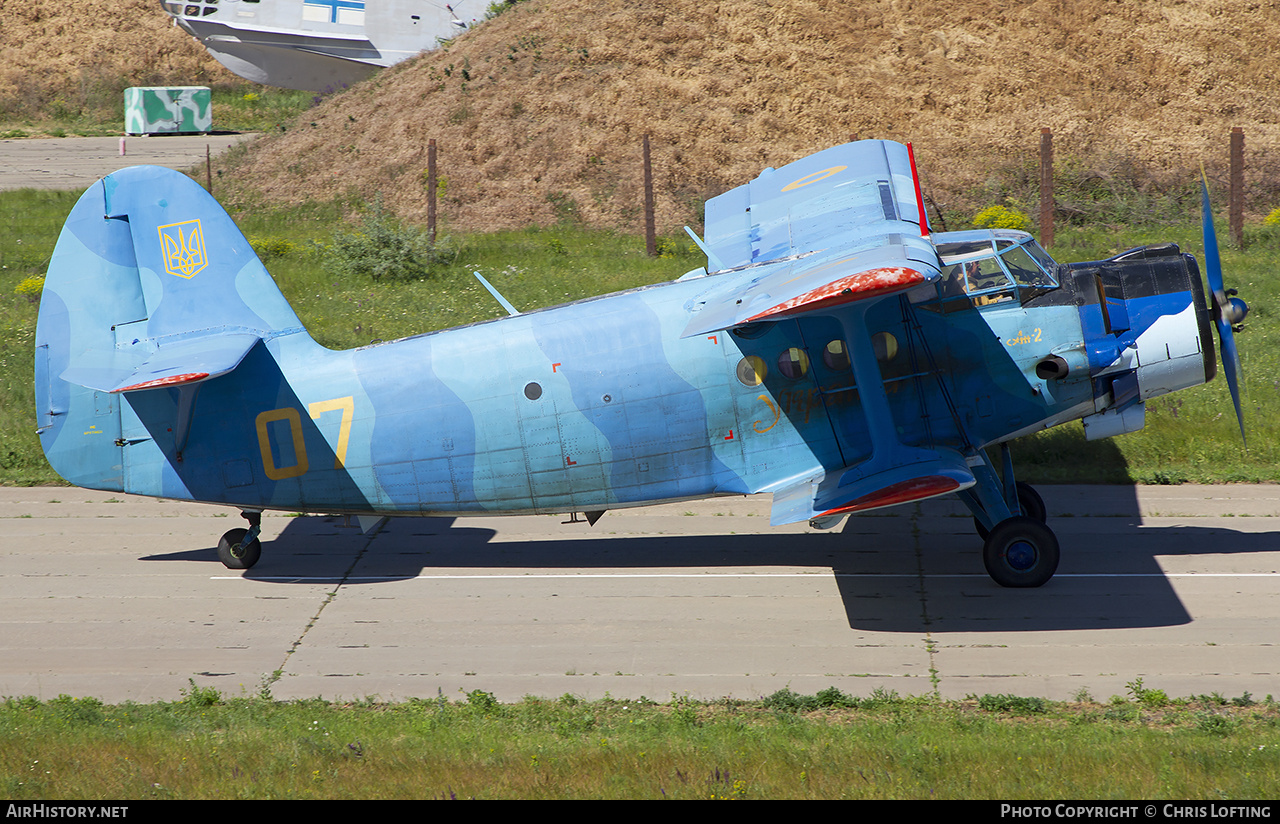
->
[1200,171,1249,443]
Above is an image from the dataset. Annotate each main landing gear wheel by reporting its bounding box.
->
[217,527,262,570]
[974,482,1046,540]
[982,516,1059,588]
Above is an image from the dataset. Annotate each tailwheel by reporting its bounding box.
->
[217,528,261,569]
[974,482,1046,539]
[217,510,263,570]
[982,515,1059,588]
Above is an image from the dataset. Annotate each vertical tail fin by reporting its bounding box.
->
[35,166,311,489]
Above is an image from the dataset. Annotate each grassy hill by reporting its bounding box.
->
[212,0,1280,233]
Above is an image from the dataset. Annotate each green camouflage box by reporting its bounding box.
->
[124,87,212,135]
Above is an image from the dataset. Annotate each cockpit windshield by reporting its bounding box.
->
[936,237,1059,306]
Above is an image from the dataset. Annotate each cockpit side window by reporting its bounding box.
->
[940,254,1013,305]
[964,256,1012,292]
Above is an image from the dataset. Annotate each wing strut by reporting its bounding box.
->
[683,226,727,272]
[897,295,973,453]
[473,271,520,316]
[836,301,945,482]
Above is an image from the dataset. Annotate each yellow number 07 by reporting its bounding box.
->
[255,396,354,481]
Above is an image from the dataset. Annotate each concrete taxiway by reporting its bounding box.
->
[0,134,257,191]
[2,485,1277,704]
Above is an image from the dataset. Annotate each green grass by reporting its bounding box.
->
[2,687,1278,799]
[4,184,1280,486]
[230,200,704,349]
[0,189,78,484]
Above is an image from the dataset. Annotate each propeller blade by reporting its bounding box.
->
[1220,325,1246,445]
[1200,170,1247,443]
[1201,171,1225,298]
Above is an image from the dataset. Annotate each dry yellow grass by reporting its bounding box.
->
[217,0,1280,232]
[0,0,234,117]
[8,0,1280,231]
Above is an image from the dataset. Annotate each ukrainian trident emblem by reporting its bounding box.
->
[158,219,208,279]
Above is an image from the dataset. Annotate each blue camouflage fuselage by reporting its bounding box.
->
[35,150,1215,529]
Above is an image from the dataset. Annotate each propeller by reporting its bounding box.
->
[1200,170,1249,443]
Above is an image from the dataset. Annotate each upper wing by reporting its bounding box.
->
[684,140,938,338]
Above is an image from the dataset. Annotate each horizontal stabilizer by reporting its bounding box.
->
[60,332,261,394]
[769,449,976,526]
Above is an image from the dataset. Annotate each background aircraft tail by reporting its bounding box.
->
[35,165,313,490]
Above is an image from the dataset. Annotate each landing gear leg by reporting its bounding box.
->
[217,510,262,570]
[973,481,1046,540]
[958,445,1058,587]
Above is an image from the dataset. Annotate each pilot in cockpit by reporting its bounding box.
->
[942,260,984,297]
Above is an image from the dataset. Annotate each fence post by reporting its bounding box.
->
[1039,128,1054,248]
[1230,127,1244,249]
[427,139,438,246]
[643,135,656,257]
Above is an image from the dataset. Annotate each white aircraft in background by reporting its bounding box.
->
[161,0,482,91]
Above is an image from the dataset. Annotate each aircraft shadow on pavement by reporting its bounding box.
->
[137,476,1280,632]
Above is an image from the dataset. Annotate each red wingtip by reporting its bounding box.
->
[906,143,931,238]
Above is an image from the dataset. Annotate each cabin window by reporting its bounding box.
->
[937,255,1012,306]
[822,340,850,371]
[777,347,809,380]
[523,382,542,400]
[736,356,766,386]
[872,332,898,363]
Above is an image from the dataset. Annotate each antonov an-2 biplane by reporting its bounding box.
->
[34,140,1247,587]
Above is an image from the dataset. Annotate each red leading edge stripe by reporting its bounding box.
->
[820,475,960,517]
[114,372,210,393]
[746,266,927,321]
